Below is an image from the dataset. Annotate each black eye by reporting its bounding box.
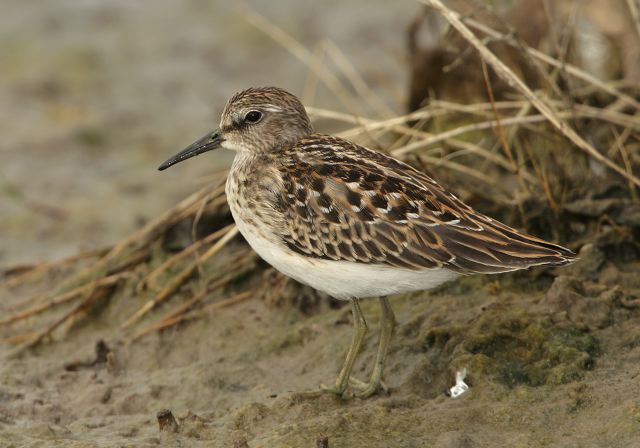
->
[244,110,262,124]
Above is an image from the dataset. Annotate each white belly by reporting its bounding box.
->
[225,153,458,299]
[231,207,458,300]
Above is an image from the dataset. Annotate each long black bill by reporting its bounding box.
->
[158,129,224,171]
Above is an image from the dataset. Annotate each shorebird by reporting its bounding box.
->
[158,87,576,398]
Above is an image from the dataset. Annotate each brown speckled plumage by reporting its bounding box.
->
[269,134,574,273]
[161,86,576,398]
[218,87,574,278]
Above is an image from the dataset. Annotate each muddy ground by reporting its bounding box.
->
[3,242,640,447]
[2,1,640,447]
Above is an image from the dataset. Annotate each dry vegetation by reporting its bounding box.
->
[1,1,640,446]
[2,0,638,351]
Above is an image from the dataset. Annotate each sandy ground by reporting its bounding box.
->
[2,1,640,447]
[2,243,640,447]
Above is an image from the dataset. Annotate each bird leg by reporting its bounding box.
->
[318,298,368,397]
[350,297,396,398]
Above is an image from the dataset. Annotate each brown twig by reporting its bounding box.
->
[0,272,132,326]
[191,188,224,280]
[626,0,640,41]
[0,331,39,345]
[137,251,255,338]
[610,127,638,201]
[122,225,239,329]
[522,141,559,213]
[322,39,396,118]
[10,279,122,352]
[480,59,517,172]
[302,41,326,106]
[131,290,252,341]
[140,223,235,292]
[0,247,109,290]
[52,186,217,297]
[422,0,640,187]
[241,5,366,117]
[462,15,640,110]
[308,106,538,183]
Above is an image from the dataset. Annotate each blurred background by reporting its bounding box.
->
[2,1,640,446]
[2,0,638,268]
[0,0,416,267]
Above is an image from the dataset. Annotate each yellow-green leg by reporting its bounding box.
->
[319,298,368,397]
[351,297,396,398]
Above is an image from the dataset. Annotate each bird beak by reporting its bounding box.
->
[158,129,224,171]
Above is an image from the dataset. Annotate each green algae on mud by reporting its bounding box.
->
[465,320,597,387]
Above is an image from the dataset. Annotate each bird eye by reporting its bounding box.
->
[244,110,263,124]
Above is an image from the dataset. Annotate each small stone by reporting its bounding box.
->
[316,433,329,448]
[157,409,179,433]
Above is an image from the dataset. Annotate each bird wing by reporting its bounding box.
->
[274,135,575,274]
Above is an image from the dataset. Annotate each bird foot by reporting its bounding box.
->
[293,383,348,399]
[347,376,388,399]
[296,377,388,400]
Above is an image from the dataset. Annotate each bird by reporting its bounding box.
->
[158,86,576,399]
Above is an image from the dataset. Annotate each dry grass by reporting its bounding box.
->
[1,0,638,352]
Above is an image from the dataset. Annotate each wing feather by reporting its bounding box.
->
[274,135,575,274]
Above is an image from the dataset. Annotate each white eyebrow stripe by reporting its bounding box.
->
[262,105,283,112]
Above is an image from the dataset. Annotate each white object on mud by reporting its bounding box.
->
[449,368,469,398]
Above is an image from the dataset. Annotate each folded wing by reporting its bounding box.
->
[274,135,575,274]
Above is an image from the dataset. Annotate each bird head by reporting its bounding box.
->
[158,87,312,170]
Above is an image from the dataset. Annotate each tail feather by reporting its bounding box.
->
[437,219,576,274]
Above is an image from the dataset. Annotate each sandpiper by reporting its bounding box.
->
[159,87,576,398]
